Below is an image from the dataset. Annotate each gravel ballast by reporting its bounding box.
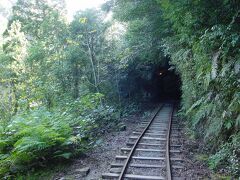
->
[53,105,211,179]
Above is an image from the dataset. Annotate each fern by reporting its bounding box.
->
[192,102,214,128]
[53,152,72,159]
[0,99,117,177]
[186,97,204,115]
[236,115,240,128]
[209,133,240,175]
[205,117,223,140]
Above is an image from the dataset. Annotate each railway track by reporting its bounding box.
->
[102,103,184,180]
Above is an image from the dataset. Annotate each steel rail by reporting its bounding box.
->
[166,104,174,180]
[118,104,164,180]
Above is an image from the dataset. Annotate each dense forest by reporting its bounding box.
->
[0,0,239,178]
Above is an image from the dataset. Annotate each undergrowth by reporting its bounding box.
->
[0,93,119,178]
[160,0,240,176]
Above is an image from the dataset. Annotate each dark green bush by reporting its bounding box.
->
[209,134,240,176]
[0,93,118,178]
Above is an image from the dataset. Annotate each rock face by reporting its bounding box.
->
[75,167,90,177]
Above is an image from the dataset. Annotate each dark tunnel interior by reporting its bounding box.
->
[135,60,182,102]
[151,66,182,101]
[119,58,182,102]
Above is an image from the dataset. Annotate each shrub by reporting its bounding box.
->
[0,108,86,177]
[209,134,240,177]
[0,93,118,178]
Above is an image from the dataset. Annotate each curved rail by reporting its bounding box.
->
[166,104,174,180]
[118,104,164,180]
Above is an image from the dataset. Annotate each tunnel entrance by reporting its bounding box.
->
[119,58,182,102]
[151,66,181,101]
[137,60,182,102]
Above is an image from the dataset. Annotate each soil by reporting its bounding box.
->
[181,131,212,178]
[53,105,211,180]
[52,113,144,180]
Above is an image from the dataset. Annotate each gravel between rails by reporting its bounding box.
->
[120,105,171,178]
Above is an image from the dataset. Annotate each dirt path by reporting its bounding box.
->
[53,113,143,180]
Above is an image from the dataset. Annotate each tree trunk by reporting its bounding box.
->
[73,62,80,99]
[11,80,18,115]
[87,36,103,106]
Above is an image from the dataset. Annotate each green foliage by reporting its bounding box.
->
[113,0,166,63]
[112,0,240,176]
[0,1,120,176]
[0,93,117,177]
[209,134,240,175]
[0,108,76,176]
[158,0,240,176]
[1,0,239,177]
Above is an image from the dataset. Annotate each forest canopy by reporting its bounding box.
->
[0,0,239,178]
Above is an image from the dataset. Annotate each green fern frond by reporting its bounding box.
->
[186,97,204,115]
[53,152,72,159]
[205,117,223,140]
[236,115,240,128]
[192,102,215,128]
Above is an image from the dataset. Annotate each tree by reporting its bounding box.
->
[2,20,28,113]
[110,0,240,175]
[69,9,110,102]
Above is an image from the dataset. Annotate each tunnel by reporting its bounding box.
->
[151,65,182,101]
[119,58,182,102]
